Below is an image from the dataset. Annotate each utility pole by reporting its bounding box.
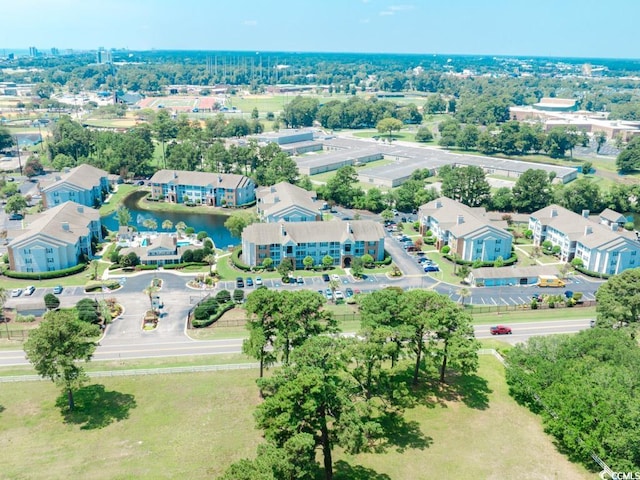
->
[14,136,22,175]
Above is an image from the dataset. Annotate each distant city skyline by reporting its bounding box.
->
[2,0,640,60]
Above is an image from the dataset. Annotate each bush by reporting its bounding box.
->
[424,236,436,245]
[15,314,36,323]
[3,263,86,280]
[216,289,232,303]
[374,254,393,266]
[193,298,219,320]
[441,245,451,254]
[191,302,235,328]
[233,288,245,303]
[574,264,611,279]
[44,293,60,310]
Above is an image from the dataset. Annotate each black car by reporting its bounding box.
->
[322,273,330,282]
[236,277,244,288]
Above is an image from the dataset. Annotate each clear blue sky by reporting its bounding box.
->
[3,0,639,59]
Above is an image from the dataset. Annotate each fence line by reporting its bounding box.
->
[0,362,260,383]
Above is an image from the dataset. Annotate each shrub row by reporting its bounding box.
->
[574,264,612,279]
[191,302,235,328]
[231,248,252,271]
[137,264,158,271]
[162,261,207,270]
[444,253,518,268]
[84,280,121,292]
[374,253,393,266]
[2,263,87,280]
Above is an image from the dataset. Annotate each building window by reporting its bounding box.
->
[47,258,54,263]
[46,248,53,254]
[496,239,502,244]
[345,244,351,252]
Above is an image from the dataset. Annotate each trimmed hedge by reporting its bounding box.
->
[84,280,121,292]
[575,264,611,279]
[3,263,87,280]
[232,248,252,271]
[137,264,158,271]
[444,253,518,268]
[162,261,207,270]
[374,252,393,266]
[191,302,235,328]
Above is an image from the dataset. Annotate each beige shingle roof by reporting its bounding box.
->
[257,182,319,216]
[243,220,384,245]
[419,197,510,238]
[10,201,99,246]
[41,164,108,192]
[149,169,253,190]
[532,204,636,247]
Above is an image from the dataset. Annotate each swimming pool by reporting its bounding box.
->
[176,241,191,247]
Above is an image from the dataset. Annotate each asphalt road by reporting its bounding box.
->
[0,319,592,367]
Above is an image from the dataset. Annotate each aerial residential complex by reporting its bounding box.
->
[419,197,513,262]
[149,169,256,207]
[241,220,385,269]
[40,164,110,209]
[8,202,102,273]
[256,181,322,223]
[529,205,640,275]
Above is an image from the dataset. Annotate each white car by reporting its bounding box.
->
[331,274,340,281]
[11,288,22,297]
[334,290,344,300]
[24,285,36,296]
[255,277,263,286]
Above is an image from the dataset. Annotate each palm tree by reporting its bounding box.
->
[162,219,173,231]
[457,287,471,306]
[142,218,158,232]
[203,254,216,273]
[143,285,159,313]
[175,221,187,238]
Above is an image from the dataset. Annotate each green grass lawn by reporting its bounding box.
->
[99,184,137,216]
[472,305,596,324]
[0,356,591,479]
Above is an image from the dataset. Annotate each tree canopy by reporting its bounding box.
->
[24,309,100,410]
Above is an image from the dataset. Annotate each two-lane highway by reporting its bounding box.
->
[0,319,593,367]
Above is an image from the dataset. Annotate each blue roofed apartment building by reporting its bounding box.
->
[418,197,513,262]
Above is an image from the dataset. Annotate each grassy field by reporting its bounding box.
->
[0,356,592,479]
[99,184,138,216]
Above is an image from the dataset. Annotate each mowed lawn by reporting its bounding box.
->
[0,356,592,479]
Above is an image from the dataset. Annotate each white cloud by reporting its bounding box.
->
[242,20,258,26]
[389,4,414,11]
[379,10,394,15]
[359,18,371,23]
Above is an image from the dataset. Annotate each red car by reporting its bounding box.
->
[490,325,512,335]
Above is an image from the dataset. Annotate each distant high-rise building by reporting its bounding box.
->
[8,53,14,60]
[51,47,59,56]
[96,47,112,64]
[28,46,38,57]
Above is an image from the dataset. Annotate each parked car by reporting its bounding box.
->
[325,288,333,300]
[334,290,344,300]
[11,288,22,297]
[255,277,263,286]
[297,276,304,285]
[52,285,63,294]
[490,325,512,335]
[590,319,596,328]
[322,273,330,282]
[245,277,254,287]
[24,285,35,296]
[345,287,354,298]
[424,265,440,272]
[236,277,244,288]
[331,274,340,281]
[9,213,23,220]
